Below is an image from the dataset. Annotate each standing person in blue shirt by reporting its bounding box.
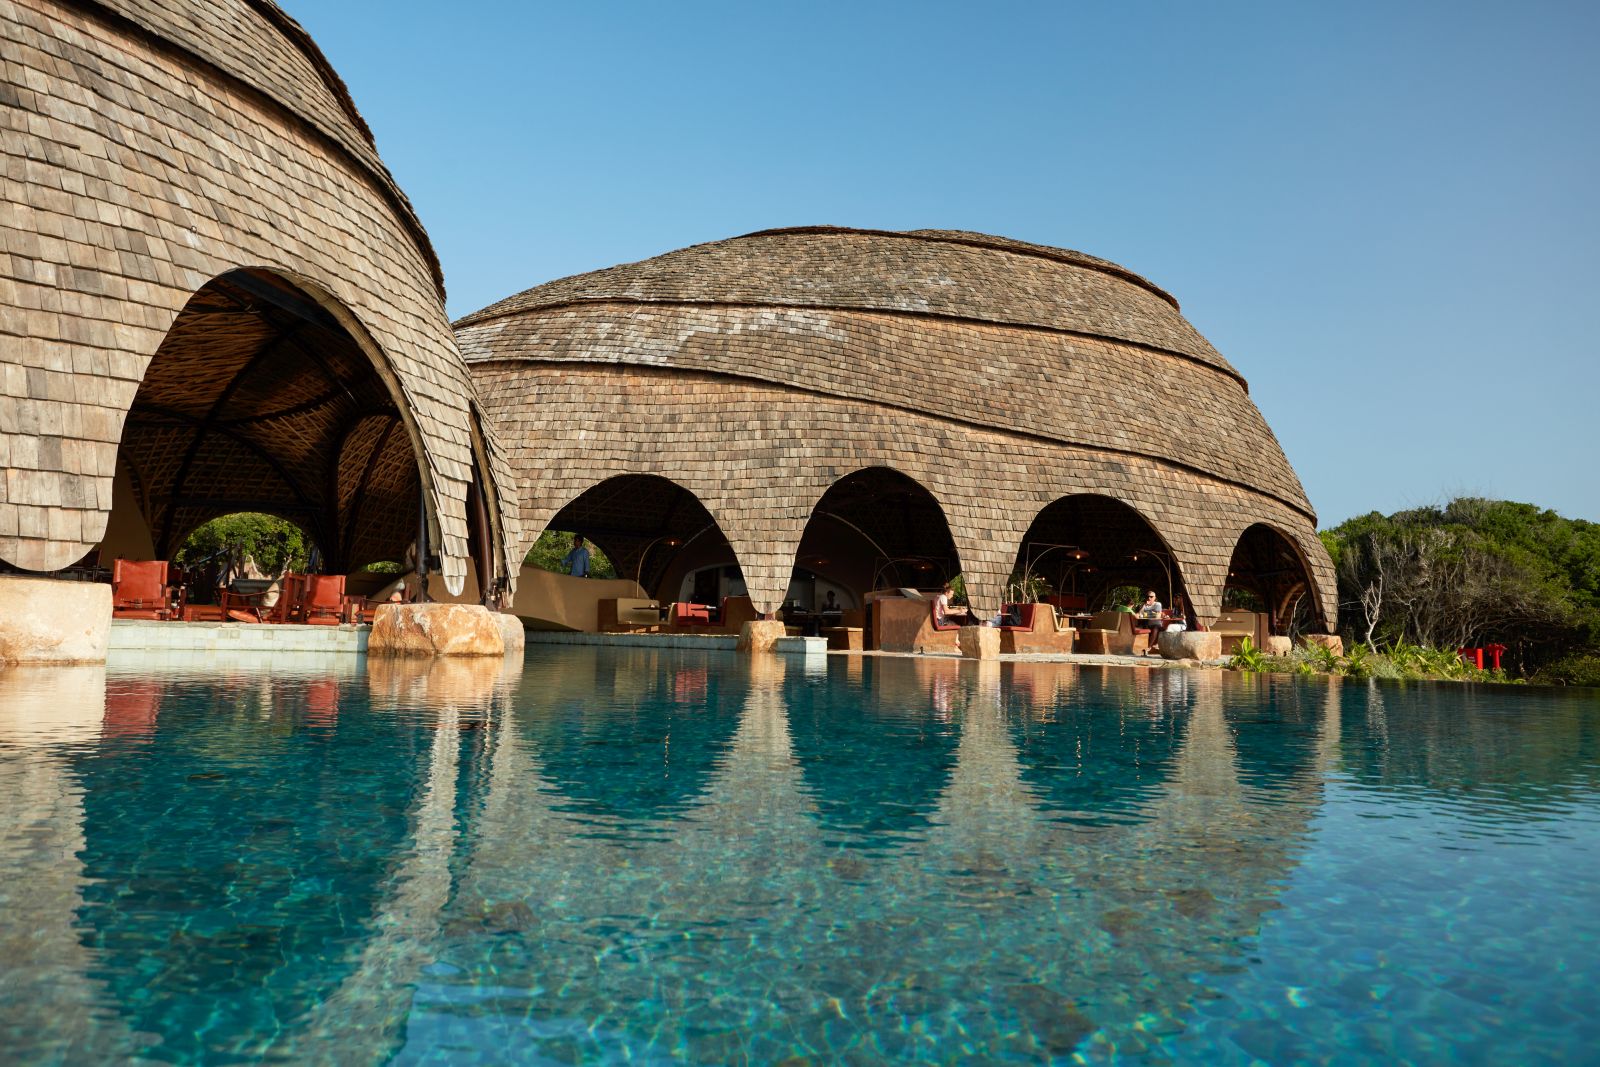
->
[562,535,591,578]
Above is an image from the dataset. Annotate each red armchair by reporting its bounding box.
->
[112,559,177,620]
[300,575,363,625]
[929,601,962,632]
[672,602,714,628]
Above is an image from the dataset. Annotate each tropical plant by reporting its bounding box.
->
[1228,636,1269,673]
[1005,573,1052,604]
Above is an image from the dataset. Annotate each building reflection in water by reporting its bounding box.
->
[418,653,1341,1061]
[0,664,132,1062]
[2,653,1594,1062]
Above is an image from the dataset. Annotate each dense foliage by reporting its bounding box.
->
[1321,498,1600,677]
[175,512,311,577]
[524,530,617,579]
[1228,637,1514,684]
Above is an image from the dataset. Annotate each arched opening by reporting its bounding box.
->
[1225,524,1325,636]
[788,467,961,613]
[170,511,314,609]
[1012,495,1189,617]
[103,269,427,595]
[540,474,738,605]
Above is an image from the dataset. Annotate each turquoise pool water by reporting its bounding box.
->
[0,649,1595,1064]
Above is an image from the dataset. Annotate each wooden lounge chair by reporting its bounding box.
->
[219,577,277,623]
[872,596,961,653]
[717,595,759,634]
[111,559,177,620]
[1212,610,1270,654]
[264,573,308,624]
[1076,610,1147,655]
[999,603,1075,654]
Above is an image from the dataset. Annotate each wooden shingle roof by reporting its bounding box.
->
[83,0,446,299]
[457,227,1313,520]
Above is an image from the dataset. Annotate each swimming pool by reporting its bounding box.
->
[0,649,1595,1063]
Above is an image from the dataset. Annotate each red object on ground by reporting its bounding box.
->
[112,559,175,620]
[672,602,713,627]
[1458,647,1484,670]
[1484,643,1507,671]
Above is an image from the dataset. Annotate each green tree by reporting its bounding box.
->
[1321,498,1600,675]
[524,530,616,579]
[176,513,312,577]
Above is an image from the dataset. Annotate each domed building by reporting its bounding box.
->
[459,226,1335,631]
[0,0,519,595]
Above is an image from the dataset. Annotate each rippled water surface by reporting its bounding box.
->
[0,649,1596,1064]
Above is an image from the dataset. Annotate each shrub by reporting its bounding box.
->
[1228,636,1269,672]
[1530,652,1600,688]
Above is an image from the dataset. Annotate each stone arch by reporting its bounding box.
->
[102,268,494,594]
[534,473,747,602]
[1011,494,1195,616]
[1225,522,1333,635]
[783,466,964,613]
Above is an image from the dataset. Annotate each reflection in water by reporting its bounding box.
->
[0,665,131,1063]
[0,653,1593,1063]
[73,677,431,1063]
[786,658,963,846]
[1224,671,1328,792]
[1007,665,1190,826]
[515,648,743,829]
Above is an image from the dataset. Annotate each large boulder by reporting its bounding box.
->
[736,619,787,654]
[493,612,526,654]
[1300,633,1345,656]
[1158,629,1222,661]
[958,625,1000,660]
[368,603,505,657]
[0,576,111,664]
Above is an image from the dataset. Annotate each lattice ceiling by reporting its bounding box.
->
[120,270,419,569]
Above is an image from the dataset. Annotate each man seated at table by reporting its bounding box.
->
[1134,589,1165,655]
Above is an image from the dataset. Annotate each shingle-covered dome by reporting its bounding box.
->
[460,227,1335,628]
[459,226,1312,518]
[86,0,444,296]
[0,0,518,593]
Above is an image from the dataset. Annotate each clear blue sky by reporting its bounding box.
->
[291,1,1598,528]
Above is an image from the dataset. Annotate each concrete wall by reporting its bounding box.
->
[383,562,647,633]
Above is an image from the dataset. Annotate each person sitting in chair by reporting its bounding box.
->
[1135,590,1165,655]
[934,583,972,627]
